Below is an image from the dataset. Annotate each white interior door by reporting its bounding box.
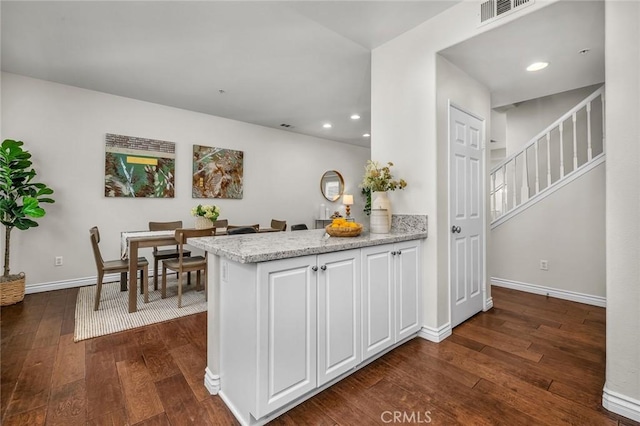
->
[450,104,485,328]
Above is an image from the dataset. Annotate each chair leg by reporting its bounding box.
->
[154,258,159,291]
[139,268,144,294]
[188,271,191,286]
[120,272,127,291]
[94,272,104,311]
[142,267,149,303]
[161,264,168,299]
[195,270,201,291]
[178,269,183,308]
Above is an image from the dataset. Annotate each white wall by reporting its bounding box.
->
[0,72,370,290]
[372,0,552,331]
[603,1,640,420]
[490,162,605,298]
[505,83,604,156]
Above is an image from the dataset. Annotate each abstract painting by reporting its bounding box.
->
[192,145,244,199]
[104,133,175,198]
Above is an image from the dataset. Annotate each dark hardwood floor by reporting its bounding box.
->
[1,285,638,425]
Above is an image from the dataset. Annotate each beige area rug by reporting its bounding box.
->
[74,276,207,342]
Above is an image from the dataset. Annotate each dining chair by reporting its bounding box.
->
[213,219,228,229]
[148,221,191,290]
[161,228,215,308]
[227,226,258,235]
[291,224,308,231]
[270,219,287,231]
[89,226,149,311]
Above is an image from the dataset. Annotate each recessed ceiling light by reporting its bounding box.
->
[350,114,361,120]
[526,62,549,72]
[363,133,371,138]
[323,123,332,129]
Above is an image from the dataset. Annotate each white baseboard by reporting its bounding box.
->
[25,272,122,294]
[603,386,640,422]
[25,267,160,294]
[484,297,494,311]
[204,367,220,395]
[491,277,606,308]
[418,323,452,342]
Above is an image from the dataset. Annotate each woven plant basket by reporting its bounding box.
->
[325,223,363,237]
[0,273,26,306]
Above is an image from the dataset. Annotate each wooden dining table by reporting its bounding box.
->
[121,227,282,313]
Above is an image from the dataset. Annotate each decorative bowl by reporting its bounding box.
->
[325,223,363,237]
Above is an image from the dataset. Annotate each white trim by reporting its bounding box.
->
[603,386,640,423]
[204,367,220,395]
[25,266,158,294]
[491,277,606,308]
[491,154,605,229]
[25,273,119,294]
[483,297,494,311]
[418,323,452,342]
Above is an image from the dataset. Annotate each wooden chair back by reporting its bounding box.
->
[149,221,183,252]
[174,228,216,267]
[89,226,104,269]
[213,219,228,229]
[291,224,308,231]
[227,227,258,235]
[270,219,287,231]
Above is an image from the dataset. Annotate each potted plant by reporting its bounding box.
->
[0,139,55,305]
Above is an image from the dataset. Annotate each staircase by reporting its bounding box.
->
[490,86,605,227]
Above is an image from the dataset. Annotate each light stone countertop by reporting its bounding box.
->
[189,226,427,264]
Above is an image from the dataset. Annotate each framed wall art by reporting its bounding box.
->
[104,133,175,198]
[192,144,244,199]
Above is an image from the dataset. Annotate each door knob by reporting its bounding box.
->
[311,266,318,272]
[320,265,327,271]
[451,226,462,234]
[391,251,397,256]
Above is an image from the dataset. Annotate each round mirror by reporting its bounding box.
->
[320,170,344,202]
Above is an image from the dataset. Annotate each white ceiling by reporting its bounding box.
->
[0,1,457,147]
[439,0,605,109]
[1,1,605,146]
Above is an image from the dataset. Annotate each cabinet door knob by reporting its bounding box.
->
[311,266,318,272]
[391,251,397,256]
[320,265,327,271]
[397,250,402,255]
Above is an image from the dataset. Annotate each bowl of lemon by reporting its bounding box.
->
[325,218,363,237]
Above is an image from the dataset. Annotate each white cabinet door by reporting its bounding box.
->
[317,249,361,386]
[361,245,395,360]
[394,240,421,341]
[256,256,317,418]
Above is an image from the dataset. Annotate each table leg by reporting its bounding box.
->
[120,272,127,291]
[128,240,139,313]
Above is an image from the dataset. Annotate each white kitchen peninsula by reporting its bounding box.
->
[189,215,427,426]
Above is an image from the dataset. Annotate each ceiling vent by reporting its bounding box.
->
[479,0,534,26]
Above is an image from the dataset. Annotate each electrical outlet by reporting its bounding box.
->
[539,259,548,271]
[55,256,63,266]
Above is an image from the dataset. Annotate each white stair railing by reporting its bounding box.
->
[490,87,605,225]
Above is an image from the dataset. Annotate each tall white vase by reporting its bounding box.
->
[371,191,392,226]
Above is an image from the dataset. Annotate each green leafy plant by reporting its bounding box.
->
[0,139,55,281]
[360,161,407,215]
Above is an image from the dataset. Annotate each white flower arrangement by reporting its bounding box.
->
[191,204,220,221]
